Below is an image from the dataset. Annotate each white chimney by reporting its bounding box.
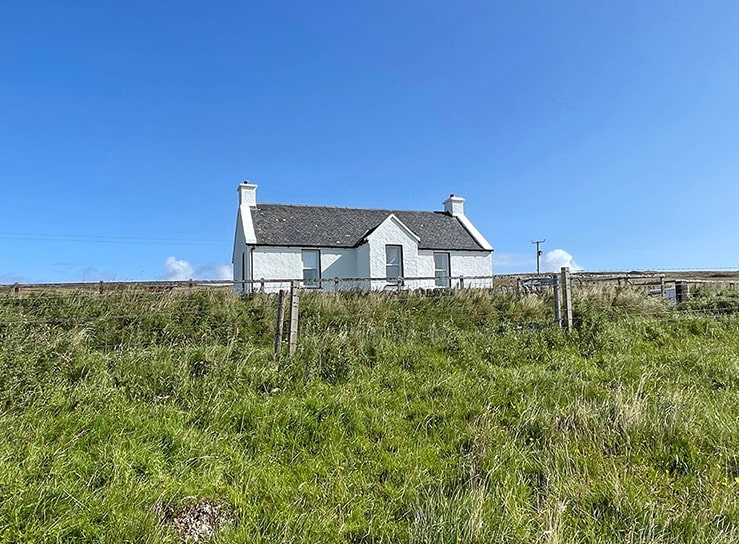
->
[443,193,465,216]
[238,181,257,207]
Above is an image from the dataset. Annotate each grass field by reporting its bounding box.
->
[1,287,738,543]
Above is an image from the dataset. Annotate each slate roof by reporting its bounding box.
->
[250,204,488,251]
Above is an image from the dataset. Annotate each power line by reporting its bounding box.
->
[0,232,229,245]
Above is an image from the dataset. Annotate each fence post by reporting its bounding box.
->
[660,275,665,297]
[334,277,340,292]
[288,281,300,356]
[99,280,104,294]
[516,277,521,295]
[459,275,465,289]
[14,282,20,298]
[561,267,573,332]
[274,290,285,360]
[553,274,561,327]
[188,278,194,290]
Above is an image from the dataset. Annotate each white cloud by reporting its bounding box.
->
[162,257,231,281]
[542,249,583,272]
[163,257,195,281]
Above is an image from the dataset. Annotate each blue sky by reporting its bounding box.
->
[2,1,739,283]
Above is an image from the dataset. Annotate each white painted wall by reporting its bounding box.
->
[250,246,367,292]
[251,246,302,292]
[450,251,494,288]
[238,242,493,293]
[320,248,360,291]
[355,243,371,291]
[414,250,493,289]
[411,251,436,290]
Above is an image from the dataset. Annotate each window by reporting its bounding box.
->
[302,249,321,288]
[434,252,450,288]
[385,245,403,284]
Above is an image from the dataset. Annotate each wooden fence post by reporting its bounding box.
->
[561,267,573,332]
[288,281,300,356]
[14,283,20,298]
[99,280,104,294]
[553,274,561,327]
[660,275,665,297]
[274,290,286,359]
[459,275,465,289]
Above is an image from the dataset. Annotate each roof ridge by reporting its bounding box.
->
[257,203,449,215]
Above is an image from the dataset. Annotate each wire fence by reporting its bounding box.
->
[2,270,738,319]
[3,270,739,297]
[0,271,739,357]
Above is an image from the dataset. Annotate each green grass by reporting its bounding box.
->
[0,288,738,542]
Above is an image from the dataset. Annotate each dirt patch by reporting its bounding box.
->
[155,497,234,542]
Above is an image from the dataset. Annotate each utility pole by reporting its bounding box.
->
[532,239,545,274]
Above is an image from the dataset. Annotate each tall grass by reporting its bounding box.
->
[0,288,737,542]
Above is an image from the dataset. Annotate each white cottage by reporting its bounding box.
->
[232,182,493,292]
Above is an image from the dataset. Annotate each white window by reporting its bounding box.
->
[385,245,403,284]
[302,249,320,288]
[434,252,450,288]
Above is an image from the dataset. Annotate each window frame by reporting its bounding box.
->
[385,244,404,285]
[434,252,451,288]
[302,249,321,289]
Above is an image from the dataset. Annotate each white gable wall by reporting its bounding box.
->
[365,215,420,290]
[232,209,249,292]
